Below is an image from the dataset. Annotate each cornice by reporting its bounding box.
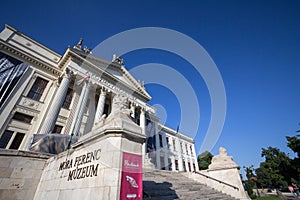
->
[0,40,62,76]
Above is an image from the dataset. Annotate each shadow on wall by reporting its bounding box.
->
[143,181,179,199]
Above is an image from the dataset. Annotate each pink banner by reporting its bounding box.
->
[120,152,142,200]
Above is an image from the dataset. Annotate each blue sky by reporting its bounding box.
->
[1,0,300,174]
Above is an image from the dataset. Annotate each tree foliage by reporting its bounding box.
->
[197,151,213,170]
[254,135,300,189]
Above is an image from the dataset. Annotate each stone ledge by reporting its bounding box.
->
[0,149,52,159]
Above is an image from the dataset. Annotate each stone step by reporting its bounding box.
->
[143,170,237,200]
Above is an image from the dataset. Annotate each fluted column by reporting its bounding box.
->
[140,108,146,135]
[154,122,161,169]
[70,80,91,137]
[140,108,146,167]
[39,68,72,134]
[130,103,135,118]
[93,88,107,126]
[177,139,184,171]
[163,134,169,170]
[192,144,199,171]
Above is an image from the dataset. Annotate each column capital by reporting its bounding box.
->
[62,67,74,79]
[100,87,107,95]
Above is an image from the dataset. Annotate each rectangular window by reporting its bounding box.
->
[168,158,172,171]
[193,164,196,172]
[53,125,63,134]
[173,139,176,151]
[160,156,165,170]
[12,112,33,124]
[62,88,73,109]
[9,132,25,150]
[166,137,169,149]
[190,146,193,156]
[0,130,13,148]
[103,103,110,117]
[175,160,179,170]
[159,134,163,148]
[180,142,184,153]
[27,77,48,101]
[188,162,191,172]
[186,144,189,155]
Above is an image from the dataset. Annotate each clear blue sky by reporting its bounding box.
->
[1,0,300,174]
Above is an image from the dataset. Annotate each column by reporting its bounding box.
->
[171,157,176,171]
[192,144,199,171]
[140,108,146,167]
[188,144,194,172]
[70,80,91,137]
[139,108,145,135]
[39,68,72,134]
[155,122,161,169]
[93,88,107,126]
[185,158,189,172]
[176,138,184,171]
[163,134,169,170]
[130,103,135,118]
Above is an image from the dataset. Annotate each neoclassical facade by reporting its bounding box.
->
[0,25,199,172]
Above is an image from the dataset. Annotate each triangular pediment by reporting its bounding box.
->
[62,47,151,101]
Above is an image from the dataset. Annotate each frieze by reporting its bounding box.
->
[21,98,40,110]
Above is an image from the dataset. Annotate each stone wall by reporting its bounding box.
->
[183,147,250,200]
[0,149,50,200]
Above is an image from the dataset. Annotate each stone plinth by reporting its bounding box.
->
[34,94,145,200]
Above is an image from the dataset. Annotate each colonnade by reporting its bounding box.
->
[39,68,146,137]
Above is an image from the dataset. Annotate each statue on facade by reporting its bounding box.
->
[110,93,131,117]
[112,54,124,65]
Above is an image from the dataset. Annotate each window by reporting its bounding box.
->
[62,88,73,109]
[173,139,176,151]
[53,125,63,134]
[12,112,33,124]
[188,162,191,172]
[0,130,25,150]
[9,133,25,149]
[175,160,179,170]
[180,142,183,153]
[160,156,165,170]
[0,130,13,148]
[159,134,163,148]
[103,103,110,117]
[166,137,169,149]
[182,159,186,172]
[186,144,189,155]
[190,146,194,156]
[168,158,172,171]
[27,77,48,101]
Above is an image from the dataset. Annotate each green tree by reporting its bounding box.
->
[197,151,213,170]
[286,135,300,157]
[255,147,291,189]
[286,135,300,184]
[243,165,258,199]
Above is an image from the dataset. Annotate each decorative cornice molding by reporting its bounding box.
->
[0,40,62,76]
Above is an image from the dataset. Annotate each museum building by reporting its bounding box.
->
[0,25,199,172]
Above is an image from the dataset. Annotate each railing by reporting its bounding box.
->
[194,171,239,191]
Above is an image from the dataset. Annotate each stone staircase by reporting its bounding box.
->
[143,170,237,200]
